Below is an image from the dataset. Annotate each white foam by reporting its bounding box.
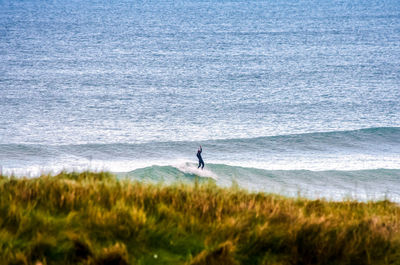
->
[209,154,400,171]
[175,163,218,180]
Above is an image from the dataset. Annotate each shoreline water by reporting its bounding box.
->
[2,163,400,202]
[1,127,400,202]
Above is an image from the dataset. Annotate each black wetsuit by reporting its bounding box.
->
[197,148,204,169]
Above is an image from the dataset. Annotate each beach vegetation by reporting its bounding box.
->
[0,171,399,264]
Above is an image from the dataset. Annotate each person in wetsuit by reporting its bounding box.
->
[197,145,204,169]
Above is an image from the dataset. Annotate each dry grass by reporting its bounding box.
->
[0,171,400,264]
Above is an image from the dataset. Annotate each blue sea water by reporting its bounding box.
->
[1,0,400,200]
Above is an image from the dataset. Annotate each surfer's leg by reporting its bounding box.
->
[201,160,204,169]
[198,160,201,168]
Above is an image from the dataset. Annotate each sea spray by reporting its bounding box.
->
[175,162,218,180]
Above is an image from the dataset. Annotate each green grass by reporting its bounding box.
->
[0,171,400,265]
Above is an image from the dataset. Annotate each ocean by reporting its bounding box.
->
[1,0,399,201]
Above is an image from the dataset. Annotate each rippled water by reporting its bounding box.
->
[1,0,399,144]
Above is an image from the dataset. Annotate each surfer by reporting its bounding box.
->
[197,145,204,169]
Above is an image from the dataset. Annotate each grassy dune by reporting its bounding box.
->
[0,172,400,265]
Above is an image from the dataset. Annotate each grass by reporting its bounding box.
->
[0,171,400,265]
